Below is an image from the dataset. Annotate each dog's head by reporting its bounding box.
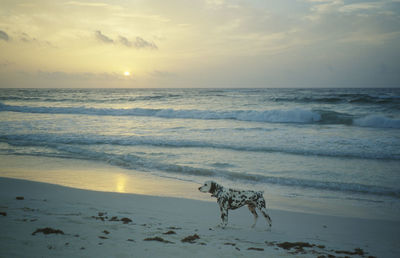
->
[198,180,219,195]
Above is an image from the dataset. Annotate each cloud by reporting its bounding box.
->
[134,37,158,49]
[37,70,126,81]
[119,36,158,49]
[20,32,38,43]
[65,1,111,8]
[0,30,10,41]
[95,30,114,44]
[95,31,157,49]
[0,30,53,46]
[118,36,132,47]
[149,70,175,77]
[339,2,381,13]
[17,32,54,47]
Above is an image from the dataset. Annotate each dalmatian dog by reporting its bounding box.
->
[199,181,272,229]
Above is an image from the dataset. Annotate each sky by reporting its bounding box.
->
[0,0,399,88]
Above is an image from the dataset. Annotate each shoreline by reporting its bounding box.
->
[1,154,400,222]
[0,154,209,201]
[1,177,400,257]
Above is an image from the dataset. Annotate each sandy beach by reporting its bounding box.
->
[1,177,399,258]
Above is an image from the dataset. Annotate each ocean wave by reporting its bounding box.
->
[353,115,400,129]
[1,102,399,128]
[0,103,321,124]
[272,97,343,103]
[227,173,400,198]
[2,146,399,198]
[0,94,181,103]
[137,162,400,198]
[1,133,399,160]
[318,110,354,125]
[272,93,400,105]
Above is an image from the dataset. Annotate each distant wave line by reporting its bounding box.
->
[1,102,400,128]
[0,102,320,124]
[1,133,399,160]
[0,94,181,103]
[2,92,399,105]
[272,94,400,105]
[0,103,400,128]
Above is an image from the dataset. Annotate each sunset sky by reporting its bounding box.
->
[0,0,399,88]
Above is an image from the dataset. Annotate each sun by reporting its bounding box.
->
[124,71,130,76]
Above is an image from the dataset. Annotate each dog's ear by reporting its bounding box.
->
[209,182,216,194]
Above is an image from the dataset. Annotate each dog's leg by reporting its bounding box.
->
[248,204,258,228]
[260,207,272,228]
[218,202,229,228]
[220,207,228,228]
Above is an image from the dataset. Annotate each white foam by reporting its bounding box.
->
[0,103,321,124]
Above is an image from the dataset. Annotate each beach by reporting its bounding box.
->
[1,88,400,257]
[1,176,399,258]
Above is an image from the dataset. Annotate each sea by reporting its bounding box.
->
[0,88,399,220]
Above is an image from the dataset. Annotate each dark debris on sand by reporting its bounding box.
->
[163,230,176,235]
[91,212,132,224]
[335,248,365,256]
[109,216,119,221]
[277,241,314,251]
[143,237,174,244]
[181,234,200,243]
[121,217,132,224]
[269,241,374,258]
[224,242,236,246]
[247,247,264,251]
[32,227,64,235]
[92,213,107,221]
[167,226,182,230]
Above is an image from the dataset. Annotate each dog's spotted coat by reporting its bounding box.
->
[199,181,272,228]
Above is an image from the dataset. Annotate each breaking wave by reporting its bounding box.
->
[1,133,399,160]
[2,144,399,198]
[1,102,399,128]
[0,103,320,124]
